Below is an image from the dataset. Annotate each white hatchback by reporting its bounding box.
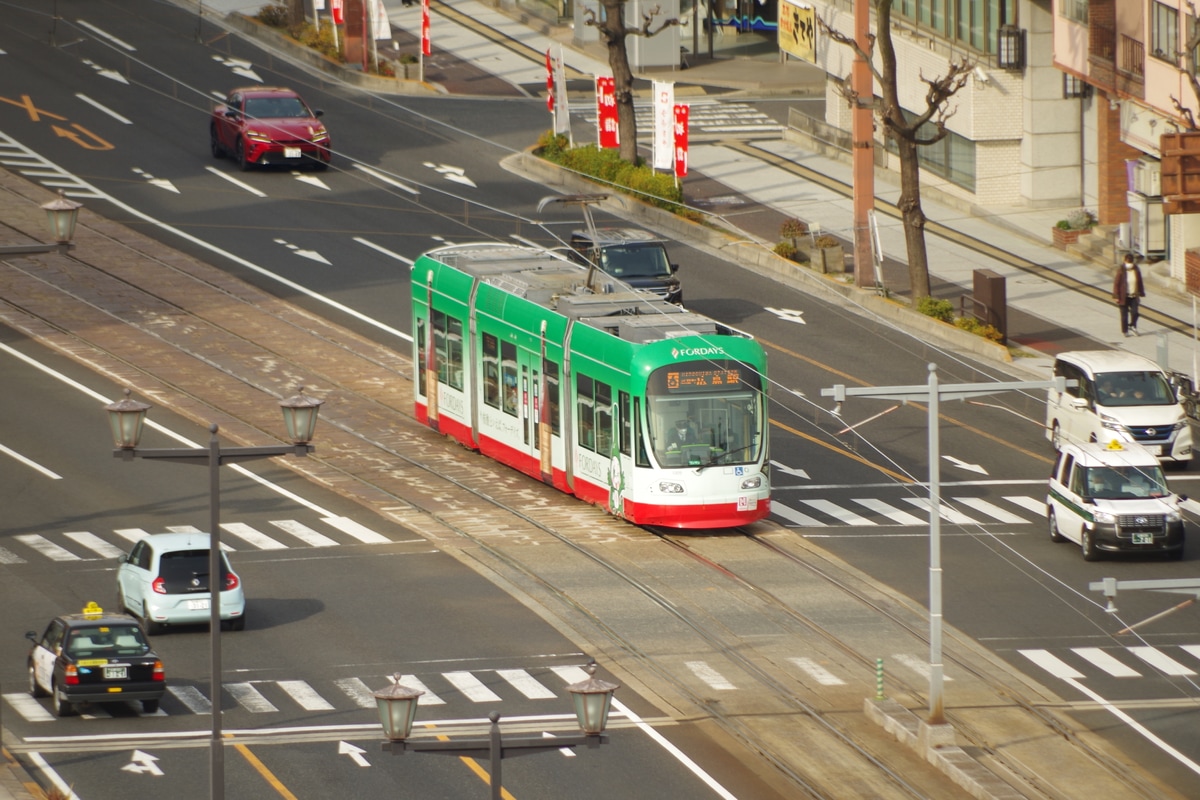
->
[116,533,246,634]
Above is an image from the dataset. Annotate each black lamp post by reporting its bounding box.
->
[105,386,323,800]
[1,190,82,256]
[375,663,618,799]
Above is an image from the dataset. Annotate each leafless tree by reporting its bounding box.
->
[1170,2,1200,128]
[820,0,971,300]
[583,1,680,164]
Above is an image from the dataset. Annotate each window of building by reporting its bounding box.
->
[1059,0,1088,25]
[883,110,977,192]
[900,0,1015,54]
[1151,1,1179,63]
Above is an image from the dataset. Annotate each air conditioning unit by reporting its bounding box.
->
[1133,157,1162,197]
[1127,191,1166,256]
[1116,222,1131,250]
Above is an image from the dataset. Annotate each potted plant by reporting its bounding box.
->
[1052,208,1097,249]
[811,234,845,274]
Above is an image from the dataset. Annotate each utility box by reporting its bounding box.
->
[972,269,1007,345]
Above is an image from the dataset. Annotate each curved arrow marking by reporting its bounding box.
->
[275,238,331,265]
[121,750,163,776]
[766,307,806,325]
[943,455,988,475]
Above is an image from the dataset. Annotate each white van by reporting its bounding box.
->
[1046,350,1193,466]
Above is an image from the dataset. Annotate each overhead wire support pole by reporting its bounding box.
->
[823,366,1070,727]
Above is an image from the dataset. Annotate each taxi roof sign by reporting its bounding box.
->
[1105,440,1126,451]
[82,601,104,619]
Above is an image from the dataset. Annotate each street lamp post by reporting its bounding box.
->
[105,387,323,800]
[375,663,618,799]
[822,365,1069,727]
[1,190,82,256]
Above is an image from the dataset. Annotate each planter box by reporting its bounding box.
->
[812,244,844,274]
[1052,227,1089,249]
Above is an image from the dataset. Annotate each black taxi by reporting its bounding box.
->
[26,602,166,717]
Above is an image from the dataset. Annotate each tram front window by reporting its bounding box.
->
[649,392,761,468]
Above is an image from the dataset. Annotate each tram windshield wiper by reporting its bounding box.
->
[694,444,756,473]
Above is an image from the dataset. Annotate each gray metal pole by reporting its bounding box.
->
[927,365,945,724]
[490,712,502,800]
[208,426,224,800]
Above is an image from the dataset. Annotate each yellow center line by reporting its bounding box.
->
[233,740,299,800]
[430,729,516,800]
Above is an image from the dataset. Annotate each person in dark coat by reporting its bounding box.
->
[1112,254,1145,337]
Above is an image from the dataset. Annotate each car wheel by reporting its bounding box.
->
[142,699,159,714]
[29,664,47,698]
[1168,547,1185,561]
[1048,509,1065,543]
[143,603,163,636]
[51,682,74,717]
[210,125,225,159]
[230,614,246,631]
[1081,528,1099,561]
[236,139,252,172]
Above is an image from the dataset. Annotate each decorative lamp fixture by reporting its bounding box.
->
[373,678,425,742]
[565,662,620,735]
[42,190,82,244]
[106,389,152,449]
[279,386,324,444]
[997,25,1026,70]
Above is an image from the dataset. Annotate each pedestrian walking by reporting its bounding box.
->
[1113,254,1145,337]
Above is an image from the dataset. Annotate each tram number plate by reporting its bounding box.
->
[104,666,127,680]
[1131,533,1154,544]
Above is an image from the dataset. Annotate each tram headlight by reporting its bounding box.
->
[740,475,762,490]
[658,481,685,494]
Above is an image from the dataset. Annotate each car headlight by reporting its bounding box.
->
[245,129,272,143]
[1167,509,1182,523]
[740,475,762,490]
[311,126,329,142]
[1092,510,1116,524]
[1098,413,1126,433]
[658,481,684,494]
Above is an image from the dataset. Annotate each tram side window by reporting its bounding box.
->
[634,398,649,467]
[618,391,631,456]
[577,374,595,450]
[544,360,561,436]
[433,310,448,384]
[595,380,613,454]
[446,317,464,390]
[482,333,500,409]
[416,317,427,396]
[501,341,518,416]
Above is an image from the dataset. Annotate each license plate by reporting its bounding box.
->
[284,147,301,158]
[1144,444,1162,456]
[1131,533,1154,544]
[104,665,128,680]
[187,598,210,610]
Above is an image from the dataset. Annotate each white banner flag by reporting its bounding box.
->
[652,81,674,171]
[368,0,391,40]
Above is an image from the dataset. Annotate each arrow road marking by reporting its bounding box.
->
[121,750,163,776]
[212,55,263,83]
[943,455,988,474]
[205,166,267,197]
[292,171,330,190]
[770,460,810,479]
[423,162,477,188]
[766,307,806,324]
[132,168,179,194]
[274,238,331,265]
[81,59,129,85]
[339,741,370,767]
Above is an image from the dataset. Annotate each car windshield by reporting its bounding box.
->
[65,625,150,658]
[1094,371,1175,406]
[244,96,310,119]
[598,244,672,278]
[1082,465,1169,499]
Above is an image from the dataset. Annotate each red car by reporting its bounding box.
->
[210,87,331,171]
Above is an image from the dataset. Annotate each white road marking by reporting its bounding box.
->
[63,531,125,559]
[952,497,1026,524]
[496,669,556,700]
[205,166,267,197]
[113,528,152,545]
[1073,648,1141,678]
[1004,495,1047,515]
[685,661,736,691]
[270,519,338,547]
[334,677,379,708]
[0,442,62,479]
[394,674,445,705]
[851,498,925,526]
[167,685,212,714]
[771,502,826,527]
[1128,647,1196,676]
[323,516,390,544]
[902,498,980,525]
[892,653,954,681]
[352,164,419,195]
[799,499,876,526]
[3,693,55,722]
[226,682,278,713]
[221,522,287,550]
[1018,649,1086,680]
[15,535,80,562]
[277,680,335,710]
[443,671,502,702]
[788,657,846,686]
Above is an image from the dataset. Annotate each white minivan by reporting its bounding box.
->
[1046,350,1193,466]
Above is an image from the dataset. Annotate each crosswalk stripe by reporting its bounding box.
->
[270,519,339,547]
[277,680,336,710]
[167,685,212,714]
[1004,495,1046,515]
[15,534,81,561]
[1180,645,1200,663]
[166,525,235,551]
[334,677,380,708]
[772,502,827,527]
[902,498,980,525]
[550,664,590,684]
[788,657,846,686]
[1073,647,1142,677]
[496,669,557,700]
[891,653,954,681]
[322,516,390,544]
[1019,649,1086,679]
[64,531,125,559]
[852,498,925,525]
[0,547,27,565]
[443,671,503,702]
[114,528,152,545]
[1128,646,1196,676]
[685,661,736,690]
[799,499,876,526]
[3,693,54,722]
[953,497,1026,524]
[226,682,278,713]
[221,522,288,550]
[396,674,445,705]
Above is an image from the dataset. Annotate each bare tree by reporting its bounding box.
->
[1170,1,1200,128]
[820,0,970,300]
[583,1,679,164]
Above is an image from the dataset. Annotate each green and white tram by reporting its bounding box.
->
[413,243,770,529]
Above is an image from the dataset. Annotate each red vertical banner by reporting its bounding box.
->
[545,49,555,113]
[673,104,689,177]
[331,0,343,24]
[420,0,431,57]
[596,76,619,149]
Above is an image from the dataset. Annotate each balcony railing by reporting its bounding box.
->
[1119,34,1145,77]
[1090,22,1115,61]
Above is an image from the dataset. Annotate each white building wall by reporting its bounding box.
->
[1022,0,1083,206]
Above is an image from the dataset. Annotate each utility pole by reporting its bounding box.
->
[851,0,874,289]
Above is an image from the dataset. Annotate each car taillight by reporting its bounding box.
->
[65,664,79,686]
[152,577,166,594]
[224,572,239,591]
[153,660,165,682]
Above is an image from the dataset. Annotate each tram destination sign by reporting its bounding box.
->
[666,366,744,393]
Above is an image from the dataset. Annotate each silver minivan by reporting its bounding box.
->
[1046,350,1193,466]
